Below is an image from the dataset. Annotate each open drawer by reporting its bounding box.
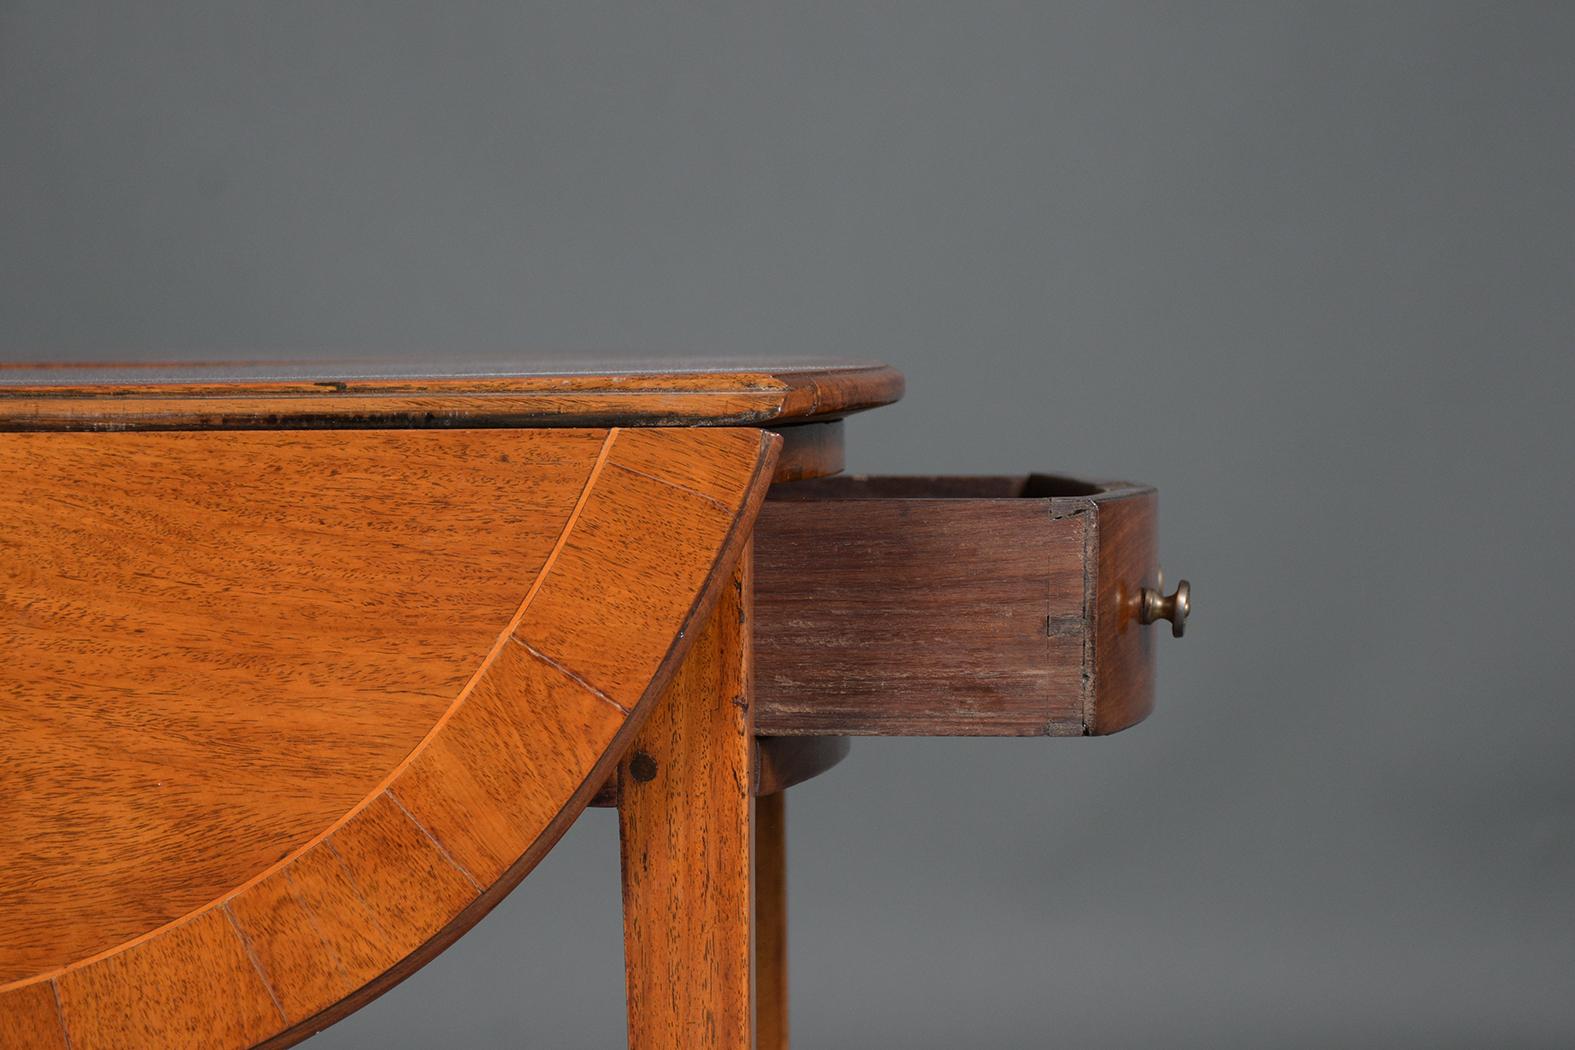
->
[753,474,1182,737]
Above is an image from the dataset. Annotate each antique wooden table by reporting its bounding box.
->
[0,359,1188,1049]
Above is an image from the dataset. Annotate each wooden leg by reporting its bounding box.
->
[619,545,756,1050]
[754,790,788,1050]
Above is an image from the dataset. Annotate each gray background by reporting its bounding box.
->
[4,3,1572,1047]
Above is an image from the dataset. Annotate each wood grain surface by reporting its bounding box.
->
[0,982,68,1049]
[753,475,1161,736]
[1087,487,1160,735]
[587,735,851,807]
[753,736,851,799]
[0,360,902,432]
[755,790,789,1050]
[0,425,778,1049]
[619,546,756,1050]
[771,420,844,483]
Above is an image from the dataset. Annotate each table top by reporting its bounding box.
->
[0,357,903,430]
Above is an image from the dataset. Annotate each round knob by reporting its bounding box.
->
[1140,579,1190,638]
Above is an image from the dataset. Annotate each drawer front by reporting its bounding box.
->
[753,475,1162,736]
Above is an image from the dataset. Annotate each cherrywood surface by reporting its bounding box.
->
[619,547,756,1050]
[0,358,902,432]
[754,475,1161,736]
[0,425,778,1049]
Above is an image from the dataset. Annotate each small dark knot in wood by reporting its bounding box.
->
[629,751,658,783]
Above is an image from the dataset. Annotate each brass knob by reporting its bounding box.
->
[1140,579,1190,638]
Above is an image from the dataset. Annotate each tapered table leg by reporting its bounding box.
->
[755,789,788,1050]
[619,545,756,1050]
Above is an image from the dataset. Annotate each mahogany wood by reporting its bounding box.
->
[0,355,1184,1046]
[1089,487,1160,734]
[754,736,852,797]
[619,547,756,1050]
[771,419,844,482]
[0,426,779,1049]
[0,359,902,433]
[587,735,851,807]
[753,475,1161,736]
[755,791,789,1050]
[0,983,68,1050]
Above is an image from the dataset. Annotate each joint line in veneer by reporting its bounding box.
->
[493,428,619,644]
[606,460,732,514]
[384,788,483,893]
[511,636,631,715]
[221,902,289,1025]
[50,979,74,1050]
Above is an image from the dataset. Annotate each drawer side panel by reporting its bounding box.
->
[753,499,1086,736]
